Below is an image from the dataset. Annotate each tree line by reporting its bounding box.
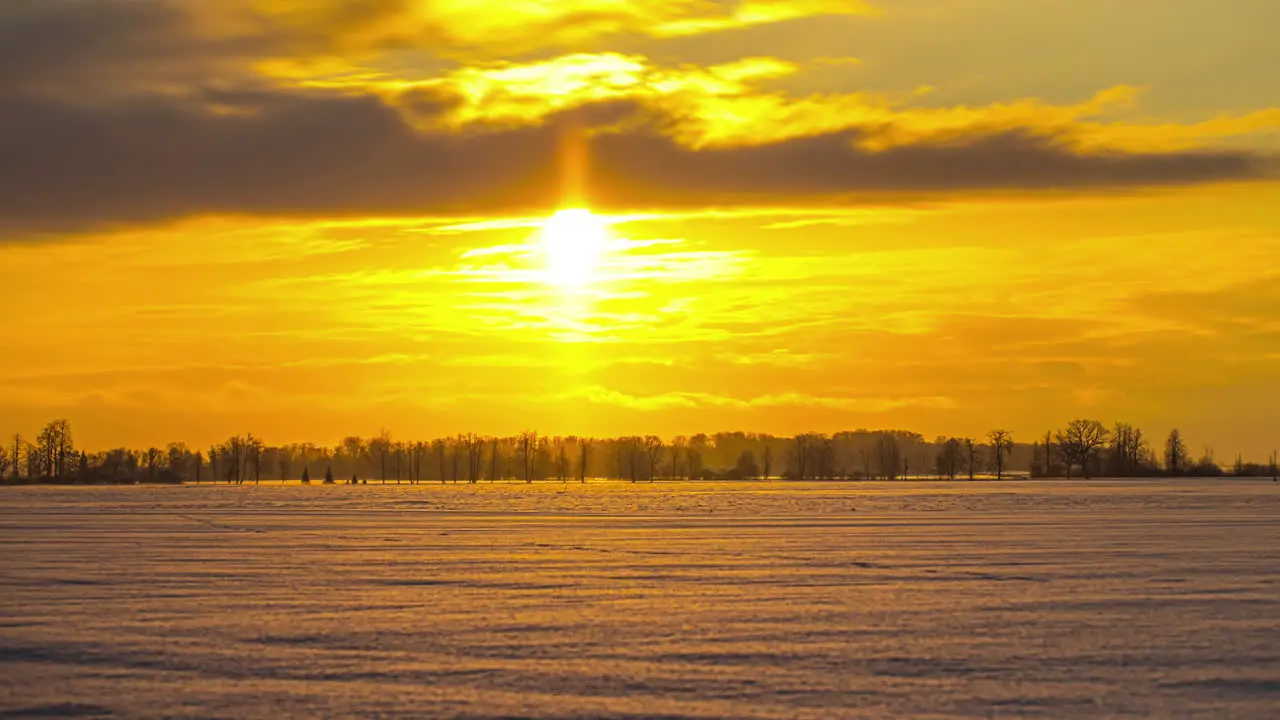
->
[2,420,1276,485]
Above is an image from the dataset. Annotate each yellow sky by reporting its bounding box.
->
[1,0,1278,456]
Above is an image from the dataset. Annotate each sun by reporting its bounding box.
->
[539,208,609,288]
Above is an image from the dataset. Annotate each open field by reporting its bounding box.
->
[2,481,1278,718]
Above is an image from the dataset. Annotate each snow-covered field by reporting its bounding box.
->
[1,480,1277,719]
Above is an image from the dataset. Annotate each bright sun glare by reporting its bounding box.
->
[540,208,609,288]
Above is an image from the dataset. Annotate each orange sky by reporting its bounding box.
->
[1,0,1277,457]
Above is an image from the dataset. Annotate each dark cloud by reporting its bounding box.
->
[590,129,1261,205]
[0,0,1268,235]
[0,87,1266,235]
[0,0,265,97]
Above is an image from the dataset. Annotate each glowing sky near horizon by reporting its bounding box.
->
[0,0,1277,456]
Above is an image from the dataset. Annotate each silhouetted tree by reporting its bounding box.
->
[0,444,9,481]
[1107,423,1151,476]
[669,436,687,479]
[340,436,365,476]
[519,430,537,482]
[143,447,163,482]
[1164,429,1189,476]
[167,442,188,481]
[644,436,664,481]
[462,434,484,483]
[733,450,759,479]
[616,437,642,482]
[816,436,835,480]
[247,434,264,484]
[1189,445,1222,476]
[369,430,392,483]
[193,451,203,484]
[987,429,1013,480]
[962,438,980,480]
[301,467,311,484]
[876,434,901,481]
[221,436,245,483]
[793,433,814,480]
[208,447,219,484]
[36,420,74,479]
[24,442,39,479]
[556,441,569,482]
[762,444,773,480]
[579,440,590,483]
[1056,419,1110,479]
[935,437,962,480]
[1038,430,1055,477]
[9,434,20,479]
[278,447,293,481]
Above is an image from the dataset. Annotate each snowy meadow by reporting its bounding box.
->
[1,481,1277,718]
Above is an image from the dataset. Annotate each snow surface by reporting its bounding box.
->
[1,480,1278,719]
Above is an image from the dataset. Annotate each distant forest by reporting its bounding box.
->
[2,419,1277,485]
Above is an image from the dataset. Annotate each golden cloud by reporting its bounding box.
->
[243,0,873,56]
[263,52,1280,158]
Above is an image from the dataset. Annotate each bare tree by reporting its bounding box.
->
[669,436,687,480]
[1164,429,1189,476]
[35,420,74,479]
[1041,430,1054,477]
[579,440,590,483]
[0,444,10,481]
[340,436,365,476]
[518,430,537,482]
[222,436,245,483]
[794,434,814,480]
[463,434,484,483]
[369,430,392,483]
[816,436,834,480]
[617,437,642,482]
[762,444,773,481]
[987,430,1014,480]
[246,434,264,484]
[1108,423,1149,476]
[166,442,189,481]
[935,437,962,480]
[143,447,163,482]
[276,447,292,481]
[24,442,38,479]
[455,430,465,481]
[962,438,980,481]
[9,434,21,479]
[555,441,567,482]
[644,436,664,482]
[1056,419,1110,480]
[876,434,901,481]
